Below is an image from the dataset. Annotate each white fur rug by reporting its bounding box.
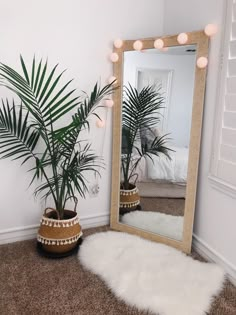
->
[78,231,225,315]
[121,210,184,240]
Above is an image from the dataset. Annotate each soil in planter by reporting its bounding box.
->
[120,183,136,190]
[46,210,77,220]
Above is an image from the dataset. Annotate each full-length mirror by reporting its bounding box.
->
[110,31,209,253]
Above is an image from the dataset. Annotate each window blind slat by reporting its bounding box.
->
[225,94,236,111]
[224,111,236,128]
[222,127,236,146]
[234,3,236,21]
[232,21,236,39]
[226,77,236,93]
[220,143,236,162]
[230,40,236,57]
[218,160,236,186]
[228,59,236,75]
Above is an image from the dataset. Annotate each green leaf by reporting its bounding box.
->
[38,64,58,103]
[36,60,47,98]
[31,56,35,89]
[40,70,66,108]
[0,100,39,162]
[20,55,30,84]
[42,90,77,117]
[33,59,42,93]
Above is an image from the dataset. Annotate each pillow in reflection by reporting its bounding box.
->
[140,127,160,148]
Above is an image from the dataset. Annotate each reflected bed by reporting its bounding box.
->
[132,147,188,198]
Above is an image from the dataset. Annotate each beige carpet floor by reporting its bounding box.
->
[0,226,235,315]
[140,197,185,216]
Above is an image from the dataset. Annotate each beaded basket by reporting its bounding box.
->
[37,208,82,254]
[120,184,140,209]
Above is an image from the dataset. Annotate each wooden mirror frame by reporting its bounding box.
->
[110,30,209,253]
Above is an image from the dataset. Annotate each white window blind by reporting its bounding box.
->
[210,0,236,192]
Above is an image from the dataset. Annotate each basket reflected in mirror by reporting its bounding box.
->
[120,183,140,214]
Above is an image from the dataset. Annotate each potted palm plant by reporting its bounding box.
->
[0,56,114,255]
[120,84,172,211]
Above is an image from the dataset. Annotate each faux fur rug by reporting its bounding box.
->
[121,210,183,240]
[78,231,225,315]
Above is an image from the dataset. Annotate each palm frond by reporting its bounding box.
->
[60,143,104,199]
[34,143,103,204]
[34,174,62,199]
[0,56,80,127]
[0,99,39,163]
[52,81,116,168]
[123,83,164,141]
[55,81,115,140]
[121,83,172,188]
[147,134,174,159]
[0,56,115,216]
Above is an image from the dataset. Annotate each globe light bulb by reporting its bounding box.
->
[133,40,143,51]
[114,39,123,48]
[197,56,208,68]
[96,119,105,128]
[105,99,114,108]
[110,52,119,63]
[154,39,164,49]
[177,33,188,44]
[204,24,218,37]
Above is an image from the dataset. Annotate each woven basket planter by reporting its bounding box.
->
[120,183,140,209]
[37,207,82,254]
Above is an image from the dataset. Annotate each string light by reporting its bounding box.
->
[105,99,114,108]
[197,57,208,68]
[204,24,218,37]
[154,39,164,49]
[96,119,105,128]
[110,52,119,63]
[114,39,123,48]
[133,40,143,51]
[177,33,188,44]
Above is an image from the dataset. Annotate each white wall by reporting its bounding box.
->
[0,0,164,235]
[164,0,236,273]
[123,51,196,147]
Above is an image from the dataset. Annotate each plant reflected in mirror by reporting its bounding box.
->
[121,84,172,191]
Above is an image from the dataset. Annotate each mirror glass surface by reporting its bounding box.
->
[119,45,197,241]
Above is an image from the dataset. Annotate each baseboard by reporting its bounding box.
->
[0,212,110,245]
[0,224,39,245]
[80,213,110,229]
[193,234,236,286]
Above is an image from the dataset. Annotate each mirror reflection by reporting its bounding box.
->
[119,45,197,241]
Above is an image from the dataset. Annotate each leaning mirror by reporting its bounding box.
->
[110,31,209,253]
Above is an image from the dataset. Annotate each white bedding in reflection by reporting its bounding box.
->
[147,146,188,183]
[132,146,188,184]
[121,210,183,241]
